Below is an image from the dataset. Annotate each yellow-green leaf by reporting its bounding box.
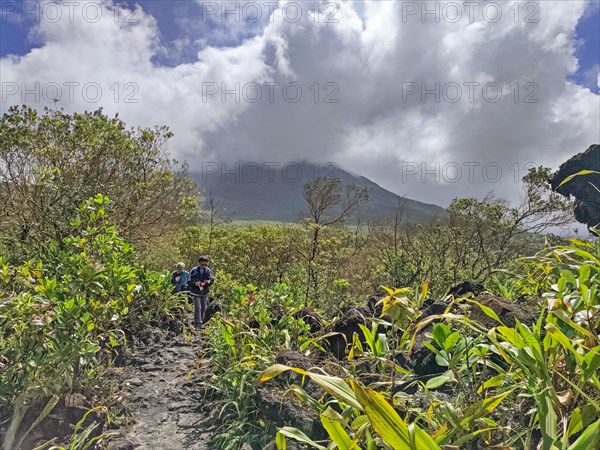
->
[260,365,362,411]
[276,431,287,450]
[350,380,441,450]
[558,170,600,187]
[567,419,600,450]
[320,407,359,450]
[259,364,307,383]
[277,427,326,450]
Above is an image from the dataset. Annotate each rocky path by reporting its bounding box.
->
[107,323,213,450]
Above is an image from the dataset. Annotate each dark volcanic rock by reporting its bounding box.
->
[203,300,221,323]
[366,294,384,317]
[263,438,300,450]
[275,349,316,371]
[293,307,324,333]
[325,307,371,359]
[5,394,104,450]
[419,301,449,319]
[447,281,485,298]
[469,293,539,328]
[255,385,326,440]
[551,144,600,229]
[274,350,320,394]
[408,301,451,377]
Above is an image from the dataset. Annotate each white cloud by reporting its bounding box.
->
[1,0,598,207]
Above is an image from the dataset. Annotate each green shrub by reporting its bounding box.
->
[0,195,181,443]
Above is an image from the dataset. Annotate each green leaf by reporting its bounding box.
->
[260,365,362,411]
[425,370,455,390]
[567,405,597,439]
[320,407,358,450]
[551,310,594,339]
[478,374,506,393]
[444,332,460,351]
[497,326,526,349]
[64,298,75,310]
[435,351,450,367]
[538,391,558,450]
[567,419,600,450]
[432,323,450,348]
[579,265,591,284]
[464,298,504,325]
[277,427,326,449]
[545,323,584,364]
[583,347,600,380]
[350,415,370,431]
[308,372,362,411]
[350,380,441,450]
[482,390,512,413]
[276,431,287,450]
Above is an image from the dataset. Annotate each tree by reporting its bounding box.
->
[376,167,575,295]
[371,198,417,287]
[301,176,370,304]
[202,190,231,255]
[0,106,199,259]
[445,166,574,280]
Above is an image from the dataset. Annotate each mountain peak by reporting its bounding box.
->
[192,162,443,223]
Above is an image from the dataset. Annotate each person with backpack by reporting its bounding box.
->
[189,256,215,327]
[171,262,190,293]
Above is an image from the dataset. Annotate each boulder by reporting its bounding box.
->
[469,293,539,328]
[408,301,451,377]
[293,307,324,333]
[3,394,104,450]
[275,349,316,371]
[366,294,384,317]
[551,144,600,229]
[203,300,221,323]
[255,385,326,440]
[447,281,485,298]
[274,350,320,393]
[324,307,371,359]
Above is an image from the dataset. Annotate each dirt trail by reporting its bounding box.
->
[107,322,213,450]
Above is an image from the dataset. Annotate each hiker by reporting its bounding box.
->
[171,262,190,293]
[189,256,215,327]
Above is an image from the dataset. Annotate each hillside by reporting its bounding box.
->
[192,162,443,223]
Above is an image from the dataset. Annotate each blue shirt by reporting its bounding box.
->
[171,270,190,292]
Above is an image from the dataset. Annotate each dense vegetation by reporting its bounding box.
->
[0,107,597,450]
[0,195,182,449]
[0,106,199,261]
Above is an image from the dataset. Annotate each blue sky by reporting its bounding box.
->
[569,1,600,93]
[2,1,598,92]
[1,0,268,65]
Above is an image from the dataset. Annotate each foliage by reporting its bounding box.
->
[0,106,199,261]
[371,168,572,296]
[260,364,440,450]
[238,232,600,450]
[0,128,595,450]
[45,406,117,450]
[0,195,181,446]
[179,223,377,314]
[203,282,316,449]
[302,176,371,304]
